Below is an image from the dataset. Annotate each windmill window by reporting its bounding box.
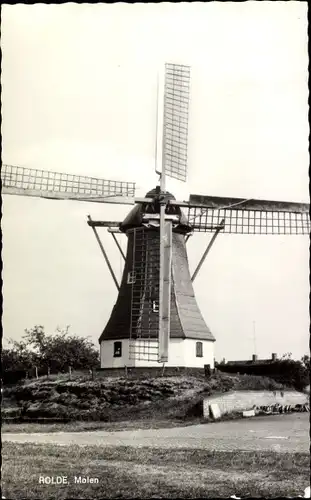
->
[196,342,203,358]
[113,342,122,358]
[152,300,159,313]
[127,271,136,284]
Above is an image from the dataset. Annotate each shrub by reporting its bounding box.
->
[217,358,309,391]
[235,374,284,391]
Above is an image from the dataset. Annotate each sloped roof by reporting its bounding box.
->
[226,359,275,365]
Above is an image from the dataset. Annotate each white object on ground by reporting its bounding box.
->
[210,403,221,420]
[304,486,310,498]
[243,409,255,417]
[298,486,311,498]
[265,436,288,440]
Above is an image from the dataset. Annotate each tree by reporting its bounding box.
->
[3,325,100,374]
[301,354,310,372]
[1,347,33,372]
[280,352,292,360]
[2,334,37,372]
[41,328,100,371]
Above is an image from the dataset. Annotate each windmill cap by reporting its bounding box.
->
[145,187,176,201]
[119,187,191,233]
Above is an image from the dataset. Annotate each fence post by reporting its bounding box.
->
[161,363,166,377]
[35,366,38,379]
[69,366,72,380]
[47,367,50,378]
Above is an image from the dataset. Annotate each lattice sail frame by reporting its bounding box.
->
[185,196,310,235]
[129,227,161,362]
[1,164,136,199]
[162,63,191,182]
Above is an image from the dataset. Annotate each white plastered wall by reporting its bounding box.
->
[183,339,215,369]
[100,338,215,369]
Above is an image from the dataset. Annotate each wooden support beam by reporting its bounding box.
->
[87,215,120,291]
[87,220,121,228]
[191,220,225,283]
[185,234,192,243]
[110,231,126,261]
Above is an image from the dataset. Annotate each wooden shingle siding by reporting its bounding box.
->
[172,234,215,342]
[99,194,215,344]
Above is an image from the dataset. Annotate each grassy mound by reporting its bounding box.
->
[2,372,286,423]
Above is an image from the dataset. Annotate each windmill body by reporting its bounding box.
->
[99,188,215,369]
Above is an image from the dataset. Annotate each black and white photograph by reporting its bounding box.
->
[1,2,310,499]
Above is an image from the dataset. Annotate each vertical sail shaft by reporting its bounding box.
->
[158,219,172,362]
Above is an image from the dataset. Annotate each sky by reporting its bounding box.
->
[1,2,309,362]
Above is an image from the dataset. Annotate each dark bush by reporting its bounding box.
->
[2,370,28,385]
[32,390,51,400]
[75,401,92,410]
[24,402,69,419]
[12,387,35,401]
[217,359,309,391]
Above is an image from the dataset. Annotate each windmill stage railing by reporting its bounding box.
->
[1,164,136,201]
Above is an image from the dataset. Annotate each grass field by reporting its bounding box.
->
[1,417,207,433]
[2,442,309,499]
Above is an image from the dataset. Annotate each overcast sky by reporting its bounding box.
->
[1,2,309,361]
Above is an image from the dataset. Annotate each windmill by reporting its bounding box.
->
[2,63,310,370]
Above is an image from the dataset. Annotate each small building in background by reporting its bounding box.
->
[217,353,278,366]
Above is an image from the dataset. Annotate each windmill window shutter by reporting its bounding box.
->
[196,342,203,358]
[127,271,136,284]
[113,341,122,358]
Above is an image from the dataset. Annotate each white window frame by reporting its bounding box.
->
[152,300,159,313]
[196,341,203,358]
[127,271,136,284]
[113,341,122,358]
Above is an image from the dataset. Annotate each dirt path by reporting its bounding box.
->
[2,413,309,453]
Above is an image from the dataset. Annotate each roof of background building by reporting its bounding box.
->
[226,359,275,365]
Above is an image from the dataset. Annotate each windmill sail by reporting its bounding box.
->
[1,164,136,203]
[162,64,191,182]
[152,62,191,361]
[186,194,310,235]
